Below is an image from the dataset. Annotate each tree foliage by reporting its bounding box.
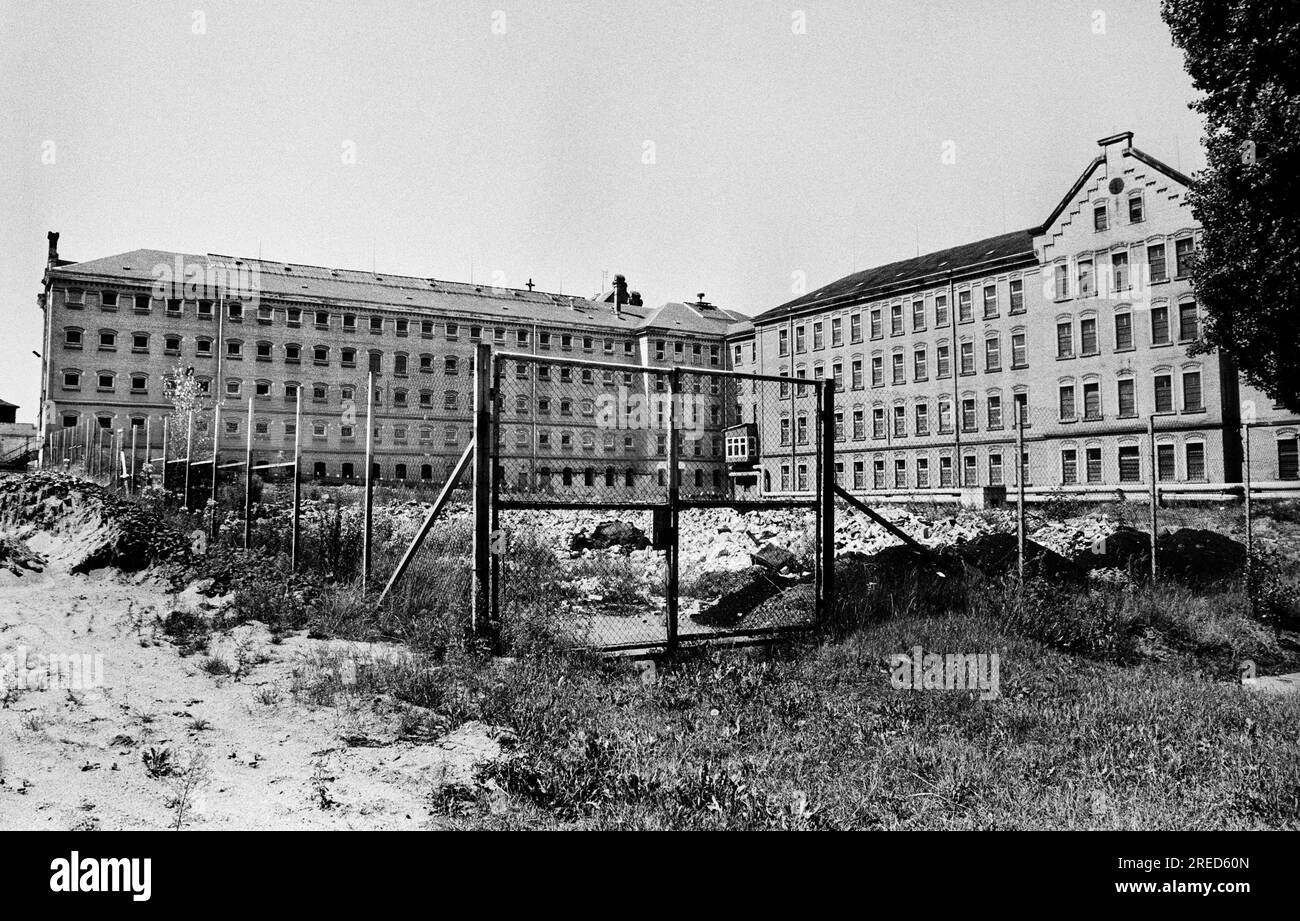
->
[1162,0,1300,411]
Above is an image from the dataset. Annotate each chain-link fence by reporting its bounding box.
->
[485,351,831,652]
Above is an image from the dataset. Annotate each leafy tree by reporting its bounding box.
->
[1162,0,1300,411]
[165,361,213,458]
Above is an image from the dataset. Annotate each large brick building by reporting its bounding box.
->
[34,132,1300,499]
[732,132,1298,496]
[36,240,745,494]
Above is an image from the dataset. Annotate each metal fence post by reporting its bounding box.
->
[244,396,254,550]
[130,423,138,494]
[161,416,169,492]
[363,372,375,590]
[819,380,836,623]
[1244,421,1254,617]
[292,388,302,569]
[1016,410,1026,580]
[1148,414,1158,581]
[666,367,680,650]
[184,409,194,509]
[210,402,222,535]
[471,343,492,637]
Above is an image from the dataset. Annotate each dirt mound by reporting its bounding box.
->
[0,472,191,573]
[569,519,651,552]
[1077,525,1152,575]
[1155,528,1247,586]
[0,536,45,577]
[954,532,1086,582]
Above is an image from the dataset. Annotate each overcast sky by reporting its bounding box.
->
[0,0,1205,424]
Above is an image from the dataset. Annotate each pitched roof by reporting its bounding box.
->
[756,228,1036,324]
[0,398,18,409]
[51,249,663,332]
[635,301,751,336]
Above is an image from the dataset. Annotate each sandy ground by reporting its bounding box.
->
[0,564,505,830]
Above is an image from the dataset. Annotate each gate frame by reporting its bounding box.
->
[480,347,835,653]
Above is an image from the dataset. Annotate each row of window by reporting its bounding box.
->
[1050,236,1195,300]
[1055,299,1198,359]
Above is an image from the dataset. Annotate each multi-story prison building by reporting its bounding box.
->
[730,132,1299,497]
[33,132,1300,500]
[35,241,746,495]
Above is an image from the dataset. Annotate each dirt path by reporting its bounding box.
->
[0,565,495,830]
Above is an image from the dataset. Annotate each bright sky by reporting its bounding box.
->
[0,0,1205,424]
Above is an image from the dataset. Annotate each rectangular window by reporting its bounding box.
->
[1080,317,1098,355]
[1112,252,1128,291]
[1078,260,1095,297]
[1057,322,1073,359]
[987,395,1002,430]
[873,460,886,490]
[1178,301,1199,341]
[936,345,951,379]
[939,455,954,487]
[778,329,789,356]
[916,458,929,488]
[1117,378,1136,418]
[959,341,974,375]
[1011,332,1027,368]
[962,454,977,487]
[1129,193,1144,224]
[1115,312,1133,350]
[1009,278,1024,314]
[912,300,925,331]
[1186,442,1206,480]
[913,348,927,380]
[795,326,806,352]
[853,461,865,490]
[1094,203,1108,232]
[1062,449,1078,485]
[958,290,973,322]
[850,314,862,342]
[915,403,929,435]
[1175,237,1195,277]
[988,453,1003,487]
[894,458,907,489]
[1083,381,1101,420]
[961,398,977,433]
[812,322,824,350]
[872,407,886,439]
[1157,443,1177,481]
[1151,305,1171,345]
[851,359,863,389]
[1278,437,1298,480]
[935,295,949,327]
[1147,243,1167,284]
[1059,385,1076,421]
[985,337,1000,372]
[938,401,953,434]
[890,304,903,336]
[1086,447,1102,483]
[1182,371,1203,411]
[1055,264,1069,300]
[1154,374,1173,413]
[852,409,865,441]
[872,356,884,387]
[831,317,843,346]
[982,284,997,319]
[893,405,906,438]
[892,352,905,384]
[870,309,882,339]
[1118,445,1140,483]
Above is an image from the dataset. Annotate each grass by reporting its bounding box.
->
[146,488,1300,828]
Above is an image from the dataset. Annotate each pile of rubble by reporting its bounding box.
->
[0,472,191,573]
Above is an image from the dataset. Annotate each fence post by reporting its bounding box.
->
[244,396,254,550]
[209,403,222,537]
[1148,414,1158,581]
[363,371,375,590]
[1244,421,1254,618]
[819,380,836,622]
[666,367,680,651]
[1016,410,1026,580]
[130,423,138,495]
[161,416,169,492]
[184,409,194,509]
[291,388,302,569]
[471,343,492,638]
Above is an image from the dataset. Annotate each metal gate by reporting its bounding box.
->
[483,347,834,653]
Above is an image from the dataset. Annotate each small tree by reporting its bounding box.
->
[1162,0,1300,411]
[166,362,214,459]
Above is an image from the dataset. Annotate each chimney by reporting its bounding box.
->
[47,231,59,267]
[628,290,642,307]
[612,273,629,316]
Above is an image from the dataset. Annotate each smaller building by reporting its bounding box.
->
[0,399,39,469]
